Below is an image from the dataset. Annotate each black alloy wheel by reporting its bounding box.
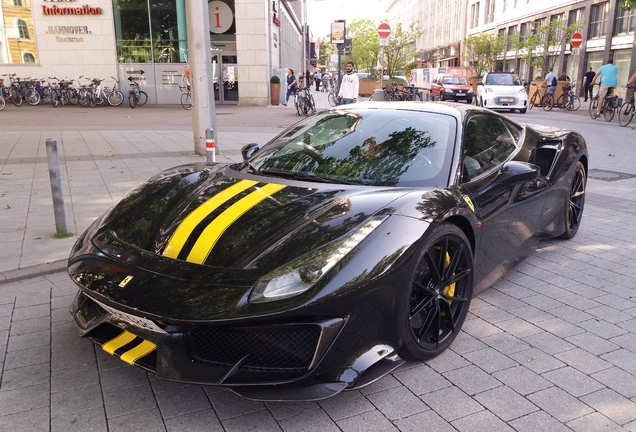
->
[399,223,473,360]
[558,161,586,239]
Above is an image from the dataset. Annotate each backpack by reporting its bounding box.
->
[551,76,557,87]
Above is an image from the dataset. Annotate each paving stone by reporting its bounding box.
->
[365,385,428,421]
[0,406,49,432]
[449,331,487,355]
[107,408,166,432]
[277,406,341,432]
[443,365,502,396]
[565,412,625,432]
[577,318,628,339]
[508,305,554,324]
[265,400,320,421]
[585,305,633,324]
[451,408,515,432]
[51,383,104,417]
[591,367,636,398]
[3,344,50,370]
[566,332,620,356]
[461,347,518,373]
[9,316,50,336]
[462,317,504,339]
[580,388,636,425]
[103,384,158,419]
[206,389,266,421]
[542,366,605,397]
[534,317,585,338]
[51,407,109,432]
[155,385,212,420]
[319,390,375,421]
[424,348,471,373]
[412,385,482,423]
[470,304,516,323]
[99,364,149,393]
[610,333,636,352]
[523,331,576,355]
[508,410,572,432]
[392,363,451,395]
[0,383,50,416]
[554,348,613,375]
[527,387,594,423]
[474,385,538,421]
[547,305,591,324]
[601,348,636,375]
[336,408,396,432]
[164,409,224,432]
[557,294,601,311]
[11,303,50,321]
[1,361,50,391]
[492,365,553,396]
[393,409,456,432]
[7,329,50,352]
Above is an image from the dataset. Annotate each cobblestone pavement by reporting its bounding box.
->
[1,92,636,431]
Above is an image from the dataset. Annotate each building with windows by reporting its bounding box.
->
[0,0,310,106]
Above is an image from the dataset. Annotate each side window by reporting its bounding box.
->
[462,114,518,181]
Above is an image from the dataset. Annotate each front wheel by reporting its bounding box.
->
[181,92,192,110]
[567,95,581,111]
[128,92,137,108]
[542,95,553,111]
[589,97,598,118]
[138,91,148,106]
[0,96,5,111]
[328,92,338,107]
[604,100,615,122]
[398,224,473,360]
[108,90,124,107]
[618,101,635,127]
[558,161,586,239]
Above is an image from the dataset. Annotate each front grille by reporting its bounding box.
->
[183,325,321,373]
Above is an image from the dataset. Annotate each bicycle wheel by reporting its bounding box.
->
[0,95,5,111]
[567,95,581,111]
[603,100,615,122]
[556,94,566,109]
[307,94,316,115]
[42,88,51,104]
[295,97,303,116]
[129,92,137,108]
[180,92,192,110]
[328,92,338,107]
[51,91,61,108]
[618,101,635,127]
[589,97,598,118]
[108,90,124,107]
[68,89,79,105]
[10,88,22,107]
[25,88,40,106]
[138,91,148,106]
[78,90,89,107]
[528,94,535,110]
[542,95,553,111]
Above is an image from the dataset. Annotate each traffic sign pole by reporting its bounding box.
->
[377,24,391,87]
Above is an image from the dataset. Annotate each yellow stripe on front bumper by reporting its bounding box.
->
[163,180,258,258]
[186,183,287,264]
[102,331,136,355]
[120,340,157,365]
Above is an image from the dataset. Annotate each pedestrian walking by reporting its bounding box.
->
[542,68,558,96]
[322,72,330,92]
[281,69,297,106]
[583,67,595,101]
[337,62,359,105]
[314,70,322,91]
[591,59,618,119]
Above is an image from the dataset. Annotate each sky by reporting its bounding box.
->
[306,0,392,40]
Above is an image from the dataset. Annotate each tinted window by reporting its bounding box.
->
[443,76,467,84]
[462,114,518,180]
[251,109,457,187]
[485,73,522,86]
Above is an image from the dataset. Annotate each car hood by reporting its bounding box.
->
[484,85,524,96]
[443,84,471,90]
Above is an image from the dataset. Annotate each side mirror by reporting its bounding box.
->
[497,161,540,186]
[477,82,483,86]
[241,143,260,161]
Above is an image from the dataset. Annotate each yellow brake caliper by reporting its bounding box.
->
[434,246,456,316]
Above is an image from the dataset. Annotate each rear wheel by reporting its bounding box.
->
[108,90,124,107]
[558,161,586,239]
[589,97,598,118]
[25,89,40,106]
[398,224,473,360]
[328,92,338,107]
[0,95,5,111]
[567,95,581,111]
[603,100,615,122]
[138,91,148,106]
[128,92,137,108]
[542,94,553,111]
[618,101,635,127]
[556,94,566,109]
[181,92,192,110]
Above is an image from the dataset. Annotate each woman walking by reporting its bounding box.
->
[282,69,297,106]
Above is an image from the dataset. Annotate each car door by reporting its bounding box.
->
[458,113,546,285]
[431,75,440,98]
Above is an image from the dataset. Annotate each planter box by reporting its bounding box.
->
[359,78,380,96]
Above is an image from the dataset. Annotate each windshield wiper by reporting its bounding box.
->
[258,168,359,185]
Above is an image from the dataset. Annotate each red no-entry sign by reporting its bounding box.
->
[571,32,583,48]
[378,23,391,38]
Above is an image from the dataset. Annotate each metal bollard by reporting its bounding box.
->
[205,128,216,163]
[45,138,68,234]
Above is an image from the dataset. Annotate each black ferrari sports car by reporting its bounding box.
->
[68,101,587,401]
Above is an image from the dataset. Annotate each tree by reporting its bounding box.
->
[383,21,423,78]
[318,33,337,70]
[464,33,507,77]
[619,0,635,10]
[515,19,583,78]
[346,18,381,74]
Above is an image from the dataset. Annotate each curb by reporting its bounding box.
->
[0,259,68,285]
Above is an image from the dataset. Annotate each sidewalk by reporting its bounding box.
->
[0,89,333,282]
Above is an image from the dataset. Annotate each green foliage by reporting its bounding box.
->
[619,0,635,10]
[383,21,424,78]
[52,231,74,239]
[514,19,584,77]
[346,18,381,73]
[464,33,507,77]
[318,33,337,70]
[270,75,280,84]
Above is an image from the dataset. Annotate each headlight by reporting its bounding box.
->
[485,88,493,93]
[249,216,387,303]
[467,89,473,94]
[518,88,527,95]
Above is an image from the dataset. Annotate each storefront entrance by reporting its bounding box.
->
[212,52,239,104]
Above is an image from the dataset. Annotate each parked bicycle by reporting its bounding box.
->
[128,76,148,108]
[327,84,338,107]
[556,82,580,111]
[618,84,636,127]
[589,84,618,122]
[294,86,315,116]
[527,85,554,111]
[106,76,124,107]
[179,85,192,110]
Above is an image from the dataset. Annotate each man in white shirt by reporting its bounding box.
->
[338,62,359,104]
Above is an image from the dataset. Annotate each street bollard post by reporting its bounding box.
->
[45,138,68,234]
[205,128,216,163]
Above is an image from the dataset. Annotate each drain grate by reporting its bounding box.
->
[588,169,636,182]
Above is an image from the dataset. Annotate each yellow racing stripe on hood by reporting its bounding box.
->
[163,180,258,258]
[186,183,287,264]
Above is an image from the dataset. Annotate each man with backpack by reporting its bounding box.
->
[591,59,618,119]
[542,68,558,97]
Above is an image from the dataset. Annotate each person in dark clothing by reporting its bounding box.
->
[558,71,570,81]
[583,67,596,102]
[305,70,311,88]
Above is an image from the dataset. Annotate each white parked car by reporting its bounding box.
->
[476,72,528,113]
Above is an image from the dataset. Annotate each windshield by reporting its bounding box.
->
[443,76,468,85]
[485,73,522,86]
[248,109,457,187]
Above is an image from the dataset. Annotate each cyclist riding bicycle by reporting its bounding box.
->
[591,60,618,119]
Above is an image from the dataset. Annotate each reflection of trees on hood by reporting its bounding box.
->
[325,127,435,186]
[414,189,459,220]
